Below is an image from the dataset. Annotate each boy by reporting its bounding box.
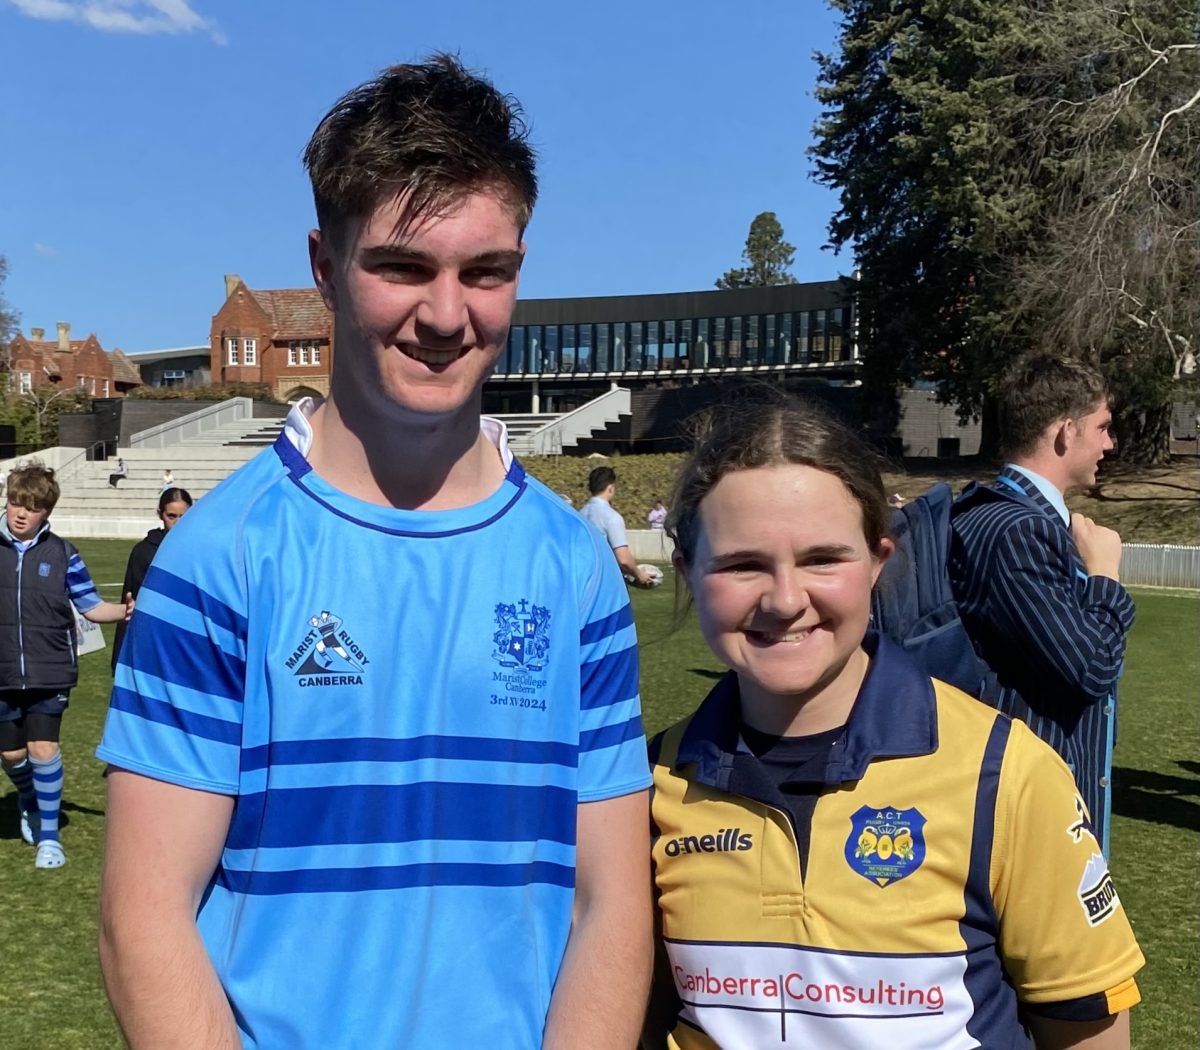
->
[97,56,650,1048]
[0,464,133,868]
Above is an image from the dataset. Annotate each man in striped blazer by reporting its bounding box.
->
[950,356,1134,853]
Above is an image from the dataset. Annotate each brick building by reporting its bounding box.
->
[5,323,141,398]
[210,275,333,401]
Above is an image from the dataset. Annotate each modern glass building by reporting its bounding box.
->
[484,280,857,414]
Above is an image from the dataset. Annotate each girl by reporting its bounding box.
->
[111,487,193,671]
[645,401,1142,1050]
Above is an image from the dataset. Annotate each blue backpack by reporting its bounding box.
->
[870,483,991,697]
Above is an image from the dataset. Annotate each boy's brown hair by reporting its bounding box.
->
[303,53,538,247]
[7,463,61,513]
[998,355,1107,459]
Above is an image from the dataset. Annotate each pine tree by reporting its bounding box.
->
[716,212,798,289]
[810,0,1198,461]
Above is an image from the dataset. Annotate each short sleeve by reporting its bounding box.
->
[96,523,248,795]
[576,527,650,802]
[991,721,1144,1017]
[602,507,629,551]
[65,547,102,614]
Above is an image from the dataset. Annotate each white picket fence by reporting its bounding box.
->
[1119,544,1200,589]
[627,534,1200,590]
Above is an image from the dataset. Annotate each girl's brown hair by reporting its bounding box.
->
[667,397,890,570]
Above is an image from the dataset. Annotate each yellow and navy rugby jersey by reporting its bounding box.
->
[648,634,1143,1050]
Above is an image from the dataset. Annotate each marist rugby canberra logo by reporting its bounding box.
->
[286,610,369,687]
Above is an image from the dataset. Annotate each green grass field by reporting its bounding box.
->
[0,540,1195,1047]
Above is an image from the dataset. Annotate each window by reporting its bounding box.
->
[561,324,577,372]
[20,372,32,394]
[311,343,321,366]
[78,375,87,389]
[299,343,309,366]
[695,318,711,367]
[577,324,593,371]
[678,319,693,367]
[744,315,762,365]
[162,370,185,388]
[595,324,610,372]
[244,338,257,366]
[288,342,298,366]
[227,337,239,365]
[505,327,525,373]
[611,322,627,370]
[91,377,98,395]
[778,313,794,364]
[103,379,110,397]
[644,321,661,370]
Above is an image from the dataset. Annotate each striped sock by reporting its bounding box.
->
[4,758,37,811]
[30,752,64,844]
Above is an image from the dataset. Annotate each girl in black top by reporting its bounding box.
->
[112,487,193,671]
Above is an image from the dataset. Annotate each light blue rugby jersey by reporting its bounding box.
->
[97,412,650,1049]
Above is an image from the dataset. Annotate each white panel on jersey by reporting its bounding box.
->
[667,938,978,1049]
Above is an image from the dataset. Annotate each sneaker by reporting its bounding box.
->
[18,801,39,847]
[35,840,66,869]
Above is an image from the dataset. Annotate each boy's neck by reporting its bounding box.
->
[304,394,506,511]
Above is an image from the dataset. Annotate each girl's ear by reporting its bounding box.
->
[870,537,895,586]
[671,549,689,579]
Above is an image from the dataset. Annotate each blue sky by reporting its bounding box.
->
[0,0,848,354]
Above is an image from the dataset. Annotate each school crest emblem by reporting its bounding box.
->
[492,599,550,670]
[845,805,927,887]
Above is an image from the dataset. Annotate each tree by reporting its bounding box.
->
[0,386,89,450]
[0,255,19,373]
[998,2,1199,462]
[810,0,1197,462]
[716,212,799,289]
[811,1,1040,451]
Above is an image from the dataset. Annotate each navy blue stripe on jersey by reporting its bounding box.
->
[580,645,639,710]
[240,735,578,773]
[663,935,968,959]
[1022,989,1113,1021]
[580,604,634,646]
[961,713,1015,1048]
[225,782,577,851]
[121,613,246,702]
[142,565,248,637]
[65,552,102,612]
[109,686,242,744]
[581,713,645,754]
[217,859,576,896]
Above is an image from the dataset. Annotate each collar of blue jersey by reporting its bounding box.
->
[675,632,938,790]
[998,464,1070,527]
[278,396,516,472]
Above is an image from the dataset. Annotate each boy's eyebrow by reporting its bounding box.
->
[359,245,523,269]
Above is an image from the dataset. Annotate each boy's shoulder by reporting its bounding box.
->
[37,528,76,558]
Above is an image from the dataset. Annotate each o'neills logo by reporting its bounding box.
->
[664,828,753,857]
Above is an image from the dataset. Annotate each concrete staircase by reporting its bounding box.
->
[49,417,287,538]
[494,413,560,451]
[53,447,264,537]
[172,418,286,448]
